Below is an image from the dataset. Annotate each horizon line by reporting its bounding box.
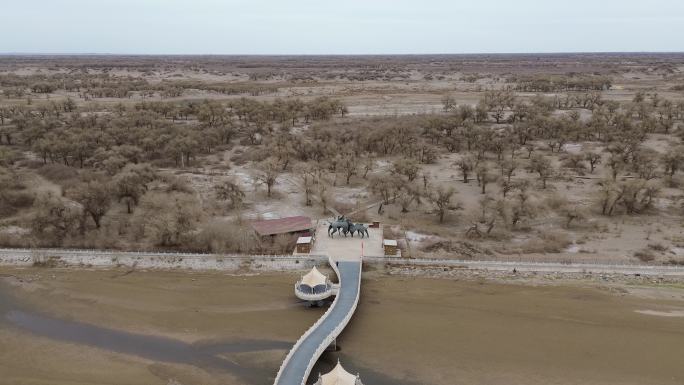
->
[2,51,684,57]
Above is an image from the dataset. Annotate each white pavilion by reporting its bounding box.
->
[295,266,334,302]
[314,361,364,385]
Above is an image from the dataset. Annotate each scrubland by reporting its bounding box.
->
[1,54,684,264]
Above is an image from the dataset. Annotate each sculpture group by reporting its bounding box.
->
[327,216,369,238]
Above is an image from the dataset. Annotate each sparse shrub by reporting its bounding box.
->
[163,175,194,194]
[230,148,253,166]
[519,231,572,254]
[634,248,656,262]
[420,239,491,259]
[0,232,30,248]
[132,191,201,247]
[32,255,59,268]
[29,192,82,247]
[191,219,260,253]
[270,234,297,254]
[37,163,79,184]
[647,243,667,252]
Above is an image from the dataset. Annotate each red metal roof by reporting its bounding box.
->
[250,216,313,236]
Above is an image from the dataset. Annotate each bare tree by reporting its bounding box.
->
[113,164,156,214]
[362,153,376,178]
[392,158,420,182]
[662,147,683,178]
[369,173,399,204]
[397,183,422,213]
[70,180,112,229]
[215,179,245,211]
[483,90,516,124]
[294,163,316,206]
[606,153,624,181]
[255,158,280,197]
[427,186,457,223]
[529,154,553,189]
[30,192,81,245]
[317,177,331,214]
[617,180,659,215]
[562,153,586,174]
[584,151,602,173]
[499,159,518,182]
[339,152,358,185]
[441,94,456,112]
[496,187,536,228]
[597,180,621,216]
[457,155,476,183]
[476,162,495,194]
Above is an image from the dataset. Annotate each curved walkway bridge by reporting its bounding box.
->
[274,257,363,385]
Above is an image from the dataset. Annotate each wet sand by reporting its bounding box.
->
[1,267,684,385]
[343,275,684,385]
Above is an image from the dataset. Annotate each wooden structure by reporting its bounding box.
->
[251,216,313,237]
[296,236,313,253]
[383,239,397,256]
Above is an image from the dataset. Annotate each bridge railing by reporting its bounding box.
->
[300,260,362,385]
[274,256,346,385]
[294,282,335,302]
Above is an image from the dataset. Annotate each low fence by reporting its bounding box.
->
[0,248,327,271]
[2,248,684,276]
[366,256,684,276]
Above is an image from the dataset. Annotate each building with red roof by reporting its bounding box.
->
[250,216,313,237]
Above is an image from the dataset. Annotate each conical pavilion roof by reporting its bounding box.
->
[301,266,327,287]
[321,361,357,385]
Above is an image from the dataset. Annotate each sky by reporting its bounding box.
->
[2,0,684,55]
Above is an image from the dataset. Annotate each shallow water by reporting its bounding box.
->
[5,270,683,385]
[0,282,412,385]
[0,283,289,384]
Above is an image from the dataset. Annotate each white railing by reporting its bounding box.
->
[300,260,362,385]
[294,282,334,302]
[273,256,341,385]
[273,258,362,385]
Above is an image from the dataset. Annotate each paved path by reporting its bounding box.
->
[274,260,362,385]
[311,223,384,260]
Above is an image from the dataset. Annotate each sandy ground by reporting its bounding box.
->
[3,59,684,266]
[1,267,683,385]
[341,273,684,385]
[0,269,316,385]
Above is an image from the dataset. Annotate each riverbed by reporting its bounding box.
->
[1,267,683,385]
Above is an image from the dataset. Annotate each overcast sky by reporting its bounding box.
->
[2,0,684,54]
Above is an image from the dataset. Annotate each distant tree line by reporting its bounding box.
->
[509,75,613,92]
